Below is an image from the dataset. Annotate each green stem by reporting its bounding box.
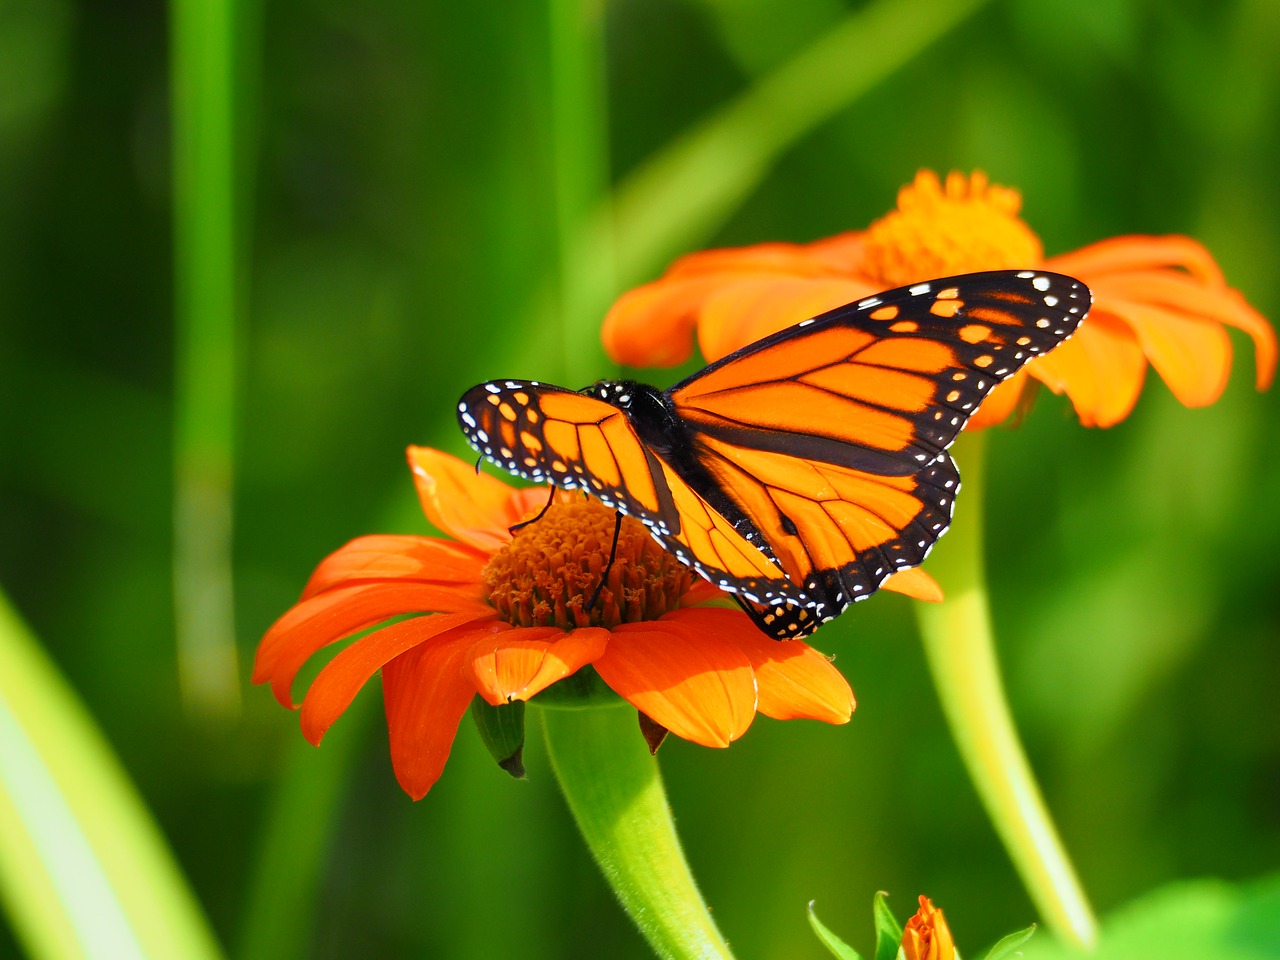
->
[540,704,735,960]
[547,0,615,385]
[171,0,243,721]
[914,431,1097,949]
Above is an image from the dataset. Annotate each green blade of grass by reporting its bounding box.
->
[0,588,223,960]
[171,0,245,722]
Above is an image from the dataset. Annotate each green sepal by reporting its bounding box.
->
[873,891,904,960]
[532,665,621,708]
[469,697,526,778]
[979,924,1035,960]
[807,902,864,960]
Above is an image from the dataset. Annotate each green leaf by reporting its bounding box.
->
[980,924,1036,959]
[873,891,905,960]
[470,697,527,778]
[807,901,864,960]
[1020,876,1280,960]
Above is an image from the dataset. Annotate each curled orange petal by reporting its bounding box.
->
[466,626,609,704]
[881,566,943,603]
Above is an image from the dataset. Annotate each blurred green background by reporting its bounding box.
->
[1,0,1278,957]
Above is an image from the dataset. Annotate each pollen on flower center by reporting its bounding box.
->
[482,499,695,630]
[862,170,1044,286]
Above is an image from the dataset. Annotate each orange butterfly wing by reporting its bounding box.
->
[458,271,1090,639]
[664,270,1088,631]
[455,381,798,600]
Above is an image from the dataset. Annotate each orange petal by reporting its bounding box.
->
[1101,297,1232,409]
[1047,235,1226,285]
[1094,270,1275,391]
[964,371,1028,431]
[882,566,943,603]
[601,235,871,368]
[381,631,482,800]
[300,611,495,744]
[253,582,488,708]
[670,608,854,723]
[602,273,739,367]
[301,535,487,599]
[680,580,729,607]
[407,446,550,552]
[595,618,757,748]
[696,276,877,362]
[465,626,609,704]
[1029,311,1147,427]
[664,234,865,279]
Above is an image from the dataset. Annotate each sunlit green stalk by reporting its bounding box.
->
[0,588,224,960]
[541,704,735,960]
[914,431,1097,949]
[548,0,615,384]
[601,0,991,287]
[481,0,990,386]
[171,0,242,720]
[235,694,376,960]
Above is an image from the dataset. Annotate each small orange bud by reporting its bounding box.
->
[901,896,956,960]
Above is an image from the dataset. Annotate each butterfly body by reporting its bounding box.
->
[458,270,1090,639]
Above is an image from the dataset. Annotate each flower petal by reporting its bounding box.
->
[1029,311,1147,428]
[465,626,609,704]
[964,370,1029,430]
[1047,234,1226,285]
[1094,271,1276,391]
[882,566,943,603]
[301,535,487,599]
[666,608,854,723]
[602,235,872,367]
[299,611,496,744]
[381,631,483,800]
[696,276,877,363]
[1102,297,1232,408]
[595,618,756,747]
[407,446,551,552]
[253,582,488,708]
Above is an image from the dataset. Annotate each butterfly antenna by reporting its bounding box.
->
[509,483,557,534]
[585,511,623,613]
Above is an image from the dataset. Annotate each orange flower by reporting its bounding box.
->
[604,170,1275,428]
[252,447,861,800]
[901,896,956,960]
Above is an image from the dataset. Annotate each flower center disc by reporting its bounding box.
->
[862,170,1044,286]
[483,499,695,630]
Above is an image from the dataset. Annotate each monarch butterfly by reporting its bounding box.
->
[458,270,1090,639]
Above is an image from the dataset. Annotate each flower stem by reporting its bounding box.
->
[540,704,735,960]
[914,430,1097,950]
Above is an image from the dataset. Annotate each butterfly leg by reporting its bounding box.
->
[509,483,558,535]
[585,510,623,613]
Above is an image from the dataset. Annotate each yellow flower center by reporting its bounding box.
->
[861,170,1044,286]
[483,499,695,629]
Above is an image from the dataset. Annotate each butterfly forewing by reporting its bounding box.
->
[670,271,1088,469]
